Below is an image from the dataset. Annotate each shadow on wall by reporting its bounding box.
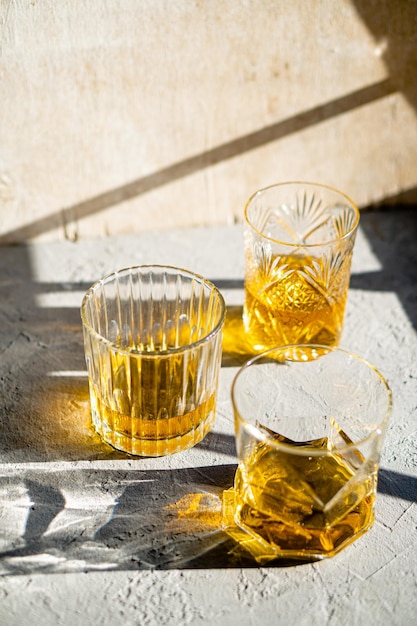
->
[352,0,417,112]
[0,80,398,244]
[0,2,416,244]
[351,1,417,208]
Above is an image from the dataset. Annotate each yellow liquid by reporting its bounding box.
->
[233,439,375,559]
[244,252,351,350]
[221,306,256,365]
[89,345,216,456]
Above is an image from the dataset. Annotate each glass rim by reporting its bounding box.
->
[80,263,226,357]
[244,181,360,248]
[231,344,393,457]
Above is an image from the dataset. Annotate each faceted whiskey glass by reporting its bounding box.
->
[230,345,392,561]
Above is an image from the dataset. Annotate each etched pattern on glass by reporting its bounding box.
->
[244,190,357,349]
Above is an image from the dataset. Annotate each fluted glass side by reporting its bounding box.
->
[81,265,226,456]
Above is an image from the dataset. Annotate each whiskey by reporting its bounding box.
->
[88,345,216,456]
[243,252,352,350]
[232,436,375,559]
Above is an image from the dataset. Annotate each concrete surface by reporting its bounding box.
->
[0,209,416,624]
[1,1,417,243]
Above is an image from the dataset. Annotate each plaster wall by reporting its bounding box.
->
[1,0,417,242]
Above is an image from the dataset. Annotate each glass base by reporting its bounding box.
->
[91,407,215,457]
[222,487,375,563]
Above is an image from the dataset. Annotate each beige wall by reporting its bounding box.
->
[1,0,417,243]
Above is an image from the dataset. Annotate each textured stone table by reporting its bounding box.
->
[0,210,416,625]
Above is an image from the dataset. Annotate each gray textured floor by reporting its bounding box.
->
[0,210,416,625]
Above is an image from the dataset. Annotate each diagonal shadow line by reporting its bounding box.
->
[0,78,396,244]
